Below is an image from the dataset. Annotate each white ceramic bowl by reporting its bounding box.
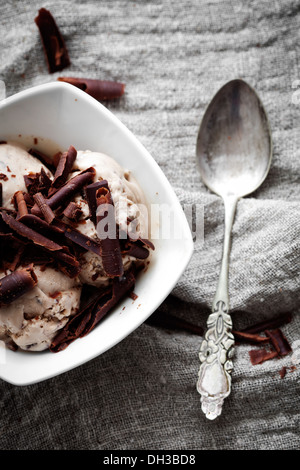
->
[0,82,193,385]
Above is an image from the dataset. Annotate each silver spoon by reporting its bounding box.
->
[195,79,272,420]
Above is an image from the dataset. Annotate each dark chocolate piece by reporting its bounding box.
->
[31,167,96,216]
[33,192,55,224]
[50,267,135,352]
[0,182,2,207]
[85,179,109,225]
[96,186,124,277]
[34,8,70,73]
[0,265,37,306]
[57,77,125,101]
[0,212,63,252]
[52,219,101,256]
[14,191,28,219]
[63,202,83,221]
[121,239,150,260]
[48,145,77,195]
[265,329,292,356]
[232,330,270,344]
[249,349,278,365]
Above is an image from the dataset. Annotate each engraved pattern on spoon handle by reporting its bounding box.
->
[197,196,237,420]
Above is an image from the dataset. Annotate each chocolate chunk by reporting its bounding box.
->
[0,265,37,306]
[33,192,55,224]
[52,219,102,256]
[121,239,150,259]
[1,212,63,252]
[34,8,70,73]
[50,267,135,352]
[31,167,96,216]
[249,349,278,365]
[57,77,125,101]
[24,170,52,197]
[265,329,292,356]
[96,186,124,277]
[48,145,77,195]
[14,191,28,219]
[85,179,109,225]
[63,202,83,221]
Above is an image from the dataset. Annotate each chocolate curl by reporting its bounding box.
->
[0,265,37,306]
[31,167,96,216]
[24,169,52,197]
[14,191,28,219]
[50,267,135,352]
[33,192,55,224]
[249,349,279,366]
[57,77,125,101]
[48,145,77,195]
[52,219,102,256]
[96,186,124,277]
[34,8,70,73]
[63,202,83,222]
[121,240,150,260]
[265,329,292,356]
[85,179,109,225]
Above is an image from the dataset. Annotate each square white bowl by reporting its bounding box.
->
[0,81,193,385]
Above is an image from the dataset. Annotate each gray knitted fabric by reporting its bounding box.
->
[0,0,300,450]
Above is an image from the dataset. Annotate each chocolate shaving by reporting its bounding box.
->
[31,167,96,216]
[63,202,83,221]
[0,265,37,306]
[121,239,150,260]
[52,219,101,256]
[265,329,292,356]
[24,170,52,197]
[57,77,125,101]
[232,330,270,344]
[0,212,63,252]
[33,192,55,224]
[48,145,77,195]
[249,349,279,365]
[85,179,109,225]
[14,191,28,219]
[34,8,70,73]
[50,267,135,352]
[96,186,123,277]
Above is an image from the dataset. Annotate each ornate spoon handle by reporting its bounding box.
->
[197,196,237,420]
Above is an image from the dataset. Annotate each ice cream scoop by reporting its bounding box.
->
[0,265,82,351]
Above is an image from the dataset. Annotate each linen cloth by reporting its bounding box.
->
[0,0,299,450]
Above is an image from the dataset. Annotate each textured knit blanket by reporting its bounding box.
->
[0,0,299,450]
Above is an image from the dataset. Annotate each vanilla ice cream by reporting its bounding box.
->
[0,265,82,351]
[0,143,152,352]
[70,150,150,287]
[0,143,51,209]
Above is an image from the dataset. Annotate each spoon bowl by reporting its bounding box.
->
[196,79,272,199]
[196,79,272,420]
